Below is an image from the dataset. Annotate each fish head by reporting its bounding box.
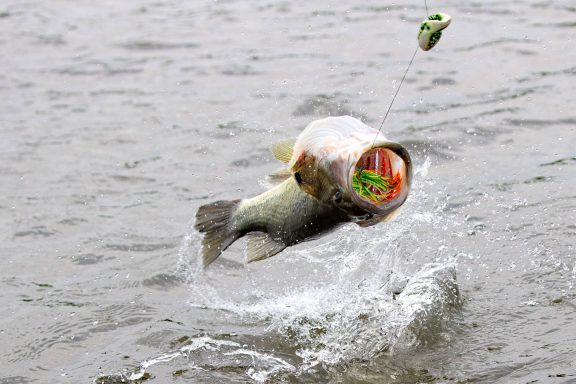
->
[290,116,412,221]
[291,151,368,217]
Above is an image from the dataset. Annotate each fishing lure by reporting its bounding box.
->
[418,13,452,51]
[352,169,402,204]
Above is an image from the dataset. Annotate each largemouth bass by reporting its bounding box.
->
[195,116,412,267]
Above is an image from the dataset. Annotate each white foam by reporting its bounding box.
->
[166,158,462,380]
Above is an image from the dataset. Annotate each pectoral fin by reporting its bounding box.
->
[271,139,295,163]
[246,232,287,263]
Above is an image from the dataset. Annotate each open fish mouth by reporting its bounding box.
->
[349,143,412,215]
[286,116,412,217]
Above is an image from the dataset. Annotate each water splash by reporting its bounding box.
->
[96,336,296,383]
[94,158,462,383]
[162,157,462,381]
[95,262,458,383]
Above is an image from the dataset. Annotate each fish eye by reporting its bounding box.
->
[333,190,343,203]
[294,172,303,185]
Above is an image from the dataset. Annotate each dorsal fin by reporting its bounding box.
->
[271,139,296,163]
[266,168,292,188]
[246,232,286,263]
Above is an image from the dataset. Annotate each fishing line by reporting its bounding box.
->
[356,4,451,208]
[371,0,444,148]
[371,46,419,148]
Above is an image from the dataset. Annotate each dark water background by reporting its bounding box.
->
[1,0,575,383]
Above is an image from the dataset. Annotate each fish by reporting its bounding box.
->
[195,115,412,267]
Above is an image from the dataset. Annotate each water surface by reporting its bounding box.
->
[0,0,575,383]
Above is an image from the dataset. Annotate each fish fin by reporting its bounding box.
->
[356,208,401,228]
[246,232,287,263]
[271,139,295,163]
[266,168,292,188]
[356,215,382,228]
[195,200,240,267]
[382,207,401,222]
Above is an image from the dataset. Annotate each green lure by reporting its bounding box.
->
[352,169,396,203]
[418,13,452,51]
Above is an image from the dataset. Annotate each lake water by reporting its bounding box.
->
[1,0,575,383]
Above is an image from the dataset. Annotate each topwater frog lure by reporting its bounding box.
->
[418,13,452,51]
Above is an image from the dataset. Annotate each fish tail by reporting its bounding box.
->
[194,200,241,267]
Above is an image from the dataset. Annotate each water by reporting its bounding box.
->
[1,0,575,383]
